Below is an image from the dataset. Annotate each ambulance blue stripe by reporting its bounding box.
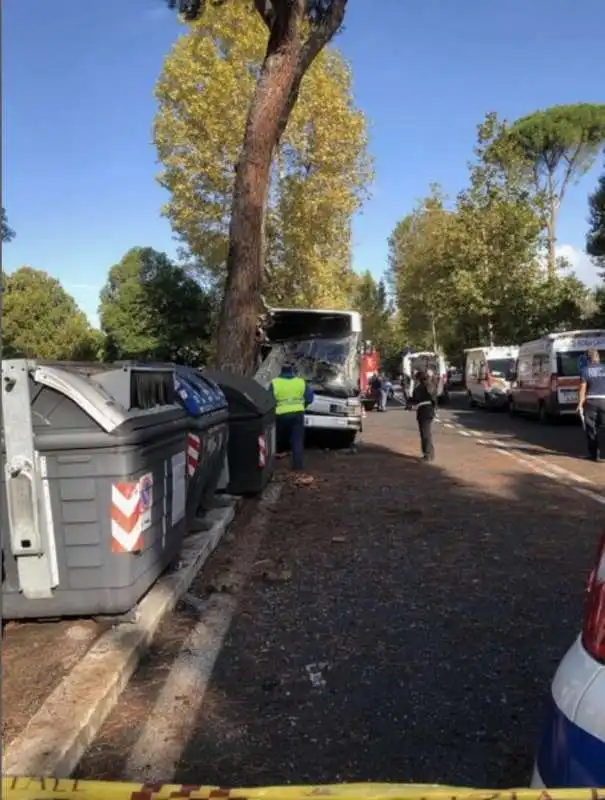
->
[536,691,605,787]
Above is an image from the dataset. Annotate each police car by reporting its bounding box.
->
[531,531,605,787]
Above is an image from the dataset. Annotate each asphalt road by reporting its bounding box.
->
[75,400,604,788]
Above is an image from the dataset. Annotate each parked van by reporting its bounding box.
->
[509,329,605,422]
[464,346,519,409]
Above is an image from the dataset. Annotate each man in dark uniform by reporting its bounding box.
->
[408,369,437,462]
[578,348,605,462]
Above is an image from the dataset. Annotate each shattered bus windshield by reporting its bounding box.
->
[256,336,359,398]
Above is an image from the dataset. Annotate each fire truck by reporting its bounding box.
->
[360,342,380,410]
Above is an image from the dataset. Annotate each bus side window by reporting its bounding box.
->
[478,361,486,380]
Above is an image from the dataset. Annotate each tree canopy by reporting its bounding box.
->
[487,104,605,277]
[388,116,592,361]
[2,267,101,360]
[155,0,370,312]
[351,271,403,375]
[587,167,605,275]
[2,208,15,242]
[162,0,350,374]
[99,247,214,364]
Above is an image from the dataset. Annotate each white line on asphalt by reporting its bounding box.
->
[458,430,472,436]
[496,447,605,506]
[123,483,283,783]
[476,438,595,486]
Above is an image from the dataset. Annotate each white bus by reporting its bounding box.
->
[254,307,363,446]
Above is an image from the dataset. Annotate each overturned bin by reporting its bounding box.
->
[172,365,229,521]
[0,359,226,620]
[203,369,276,496]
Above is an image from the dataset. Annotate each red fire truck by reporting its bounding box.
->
[360,343,380,410]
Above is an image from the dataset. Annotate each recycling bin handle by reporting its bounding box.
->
[5,457,44,556]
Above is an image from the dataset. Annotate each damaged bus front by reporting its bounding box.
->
[255,308,363,447]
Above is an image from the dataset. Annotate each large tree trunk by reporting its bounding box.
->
[546,200,558,280]
[215,0,348,375]
[215,6,305,375]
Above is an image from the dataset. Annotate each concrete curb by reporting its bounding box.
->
[4,495,245,778]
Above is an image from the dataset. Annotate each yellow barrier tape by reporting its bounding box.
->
[3,780,605,800]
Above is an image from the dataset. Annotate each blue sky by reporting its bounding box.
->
[3,0,605,326]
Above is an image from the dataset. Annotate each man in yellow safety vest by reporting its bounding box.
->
[270,362,314,471]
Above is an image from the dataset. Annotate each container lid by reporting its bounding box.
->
[15,361,184,434]
[202,368,275,416]
[174,371,227,417]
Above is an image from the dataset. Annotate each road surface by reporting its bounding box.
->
[75,393,603,787]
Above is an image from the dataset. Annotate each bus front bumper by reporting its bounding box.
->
[304,413,362,432]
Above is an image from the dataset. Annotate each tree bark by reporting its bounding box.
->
[546,198,558,280]
[215,3,306,374]
[215,0,348,375]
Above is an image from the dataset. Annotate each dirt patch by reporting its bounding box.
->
[2,618,107,743]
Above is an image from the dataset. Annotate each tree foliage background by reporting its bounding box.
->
[2,268,102,360]
[587,164,605,276]
[387,109,600,363]
[154,0,372,310]
[99,247,215,364]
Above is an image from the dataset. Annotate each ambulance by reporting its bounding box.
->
[509,329,605,422]
[464,345,519,409]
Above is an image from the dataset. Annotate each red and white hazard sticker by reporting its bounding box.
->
[187,433,201,477]
[258,433,267,467]
[111,472,153,553]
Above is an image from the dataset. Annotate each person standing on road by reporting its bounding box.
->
[370,373,384,411]
[377,374,388,412]
[271,362,314,471]
[408,369,437,462]
[578,348,605,462]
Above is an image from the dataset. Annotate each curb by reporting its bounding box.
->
[4,496,244,778]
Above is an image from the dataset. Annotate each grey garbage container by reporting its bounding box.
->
[202,369,276,496]
[0,359,221,620]
[172,366,229,520]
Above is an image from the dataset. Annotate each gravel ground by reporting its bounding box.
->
[75,407,601,788]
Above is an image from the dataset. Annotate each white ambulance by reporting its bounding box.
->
[509,329,605,422]
[464,345,519,409]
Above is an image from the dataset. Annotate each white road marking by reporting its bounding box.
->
[123,483,283,783]
[448,419,605,503]
[476,438,595,486]
[497,448,605,506]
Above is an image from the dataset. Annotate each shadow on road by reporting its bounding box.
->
[445,392,586,460]
[73,432,602,789]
